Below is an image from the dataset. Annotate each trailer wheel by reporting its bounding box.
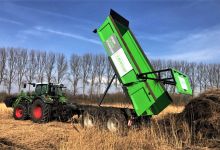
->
[13,104,28,120]
[59,115,69,122]
[81,109,104,128]
[106,111,128,135]
[31,99,51,123]
[140,116,151,128]
[81,110,96,128]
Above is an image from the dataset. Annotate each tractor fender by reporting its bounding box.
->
[13,96,31,108]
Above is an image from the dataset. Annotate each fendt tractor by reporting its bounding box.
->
[4,83,74,123]
[4,10,192,134]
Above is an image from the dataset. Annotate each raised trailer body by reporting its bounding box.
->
[95,10,192,117]
[70,10,192,133]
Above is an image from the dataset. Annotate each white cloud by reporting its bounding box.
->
[159,49,220,62]
[137,31,185,42]
[35,26,101,45]
[0,17,23,25]
[153,26,220,62]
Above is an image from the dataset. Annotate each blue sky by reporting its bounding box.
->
[0,0,220,63]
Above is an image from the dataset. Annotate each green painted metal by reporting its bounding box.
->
[171,69,193,95]
[12,83,68,107]
[96,10,173,116]
[13,90,32,107]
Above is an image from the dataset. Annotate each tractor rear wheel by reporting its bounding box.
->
[13,103,28,120]
[30,99,51,123]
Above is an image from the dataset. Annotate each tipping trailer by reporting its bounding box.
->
[4,9,192,134]
[79,9,192,130]
[94,9,192,113]
[74,9,192,133]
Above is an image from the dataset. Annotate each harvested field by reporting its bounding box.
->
[1,89,220,149]
[0,104,176,150]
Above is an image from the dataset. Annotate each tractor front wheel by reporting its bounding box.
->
[30,99,51,123]
[13,104,28,120]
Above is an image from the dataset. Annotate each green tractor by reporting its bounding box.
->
[4,83,74,123]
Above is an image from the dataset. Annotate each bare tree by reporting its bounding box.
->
[45,52,56,83]
[69,54,81,96]
[81,53,92,98]
[16,49,28,91]
[96,54,106,95]
[0,46,219,95]
[90,55,98,99]
[207,64,214,88]
[196,63,204,92]
[56,53,68,83]
[202,64,209,91]
[189,62,196,95]
[0,48,6,85]
[105,57,114,85]
[214,64,220,88]
[5,48,17,94]
[25,50,38,91]
[36,51,47,83]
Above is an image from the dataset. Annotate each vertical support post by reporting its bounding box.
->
[98,74,116,106]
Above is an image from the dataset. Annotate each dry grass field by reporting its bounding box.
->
[0,103,185,150]
[1,88,220,150]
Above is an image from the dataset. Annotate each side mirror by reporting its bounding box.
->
[33,83,36,87]
[23,83,27,88]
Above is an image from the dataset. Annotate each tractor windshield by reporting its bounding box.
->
[35,84,48,96]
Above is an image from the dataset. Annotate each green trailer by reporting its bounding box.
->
[95,9,192,117]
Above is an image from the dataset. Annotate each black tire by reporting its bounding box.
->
[30,99,51,123]
[59,116,69,122]
[140,116,151,128]
[58,111,70,122]
[13,103,28,120]
[81,109,104,129]
[106,110,128,135]
[58,105,73,122]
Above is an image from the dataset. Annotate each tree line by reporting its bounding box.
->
[0,47,219,96]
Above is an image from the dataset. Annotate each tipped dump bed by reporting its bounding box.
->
[96,10,174,116]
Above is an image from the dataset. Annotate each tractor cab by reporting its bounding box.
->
[48,84,65,97]
[22,82,66,98]
[33,83,65,97]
